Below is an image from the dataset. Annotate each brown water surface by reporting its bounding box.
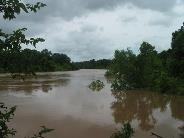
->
[0,69,183,138]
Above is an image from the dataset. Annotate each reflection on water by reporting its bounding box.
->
[170,97,184,121]
[111,91,167,130]
[0,69,183,138]
[0,73,70,93]
[111,90,184,137]
[179,125,184,138]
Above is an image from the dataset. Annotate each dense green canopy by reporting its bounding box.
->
[106,23,184,95]
[0,49,77,74]
[74,59,111,69]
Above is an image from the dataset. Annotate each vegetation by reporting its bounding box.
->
[0,103,54,138]
[0,48,77,74]
[106,23,184,95]
[110,122,134,138]
[74,59,111,69]
[88,80,105,91]
[0,0,47,76]
[0,103,16,137]
[0,0,54,138]
[1,0,183,137]
[0,1,77,75]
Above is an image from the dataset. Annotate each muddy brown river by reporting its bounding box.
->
[0,69,183,138]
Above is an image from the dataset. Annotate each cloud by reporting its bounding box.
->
[125,0,176,12]
[36,19,113,61]
[1,0,184,61]
[121,16,137,23]
[14,0,177,22]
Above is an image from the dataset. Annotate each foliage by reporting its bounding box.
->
[137,42,162,89]
[0,28,45,52]
[0,0,46,75]
[88,80,105,91]
[110,122,134,138]
[74,59,111,69]
[170,23,184,79]
[1,1,54,138]
[0,103,54,138]
[0,0,46,20]
[105,70,114,77]
[0,103,16,138]
[109,49,138,90]
[107,23,184,95]
[0,49,78,74]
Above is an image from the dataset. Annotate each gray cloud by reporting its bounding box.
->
[80,25,98,33]
[45,24,112,61]
[0,19,47,36]
[1,0,178,30]
[148,15,173,27]
[121,17,137,23]
[126,0,176,12]
[14,0,177,22]
[1,0,183,61]
[149,19,173,27]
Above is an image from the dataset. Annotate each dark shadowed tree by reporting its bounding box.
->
[170,23,184,79]
[0,0,46,75]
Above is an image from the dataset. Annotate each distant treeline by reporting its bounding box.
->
[0,49,77,74]
[0,49,112,74]
[74,59,112,69]
[106,23,184,95]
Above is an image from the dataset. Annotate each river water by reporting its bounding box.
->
[0,69,183,138]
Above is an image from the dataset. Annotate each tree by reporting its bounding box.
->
[170,23,184,79]
[106,38,184,94]
[137,42,163,89]
[52,53,71,65]
[0,1,54,137]
[110,49,139,90]
[110,122,134,138]
[0,0,46,75]
[74,59,111,69]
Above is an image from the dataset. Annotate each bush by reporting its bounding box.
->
[89,80,105,91]
[110,122,134,138]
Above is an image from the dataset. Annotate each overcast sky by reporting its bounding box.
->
[1,0,184,61]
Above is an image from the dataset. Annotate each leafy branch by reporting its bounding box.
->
[0,0,46,20]
[0,102,17,138]
[0,103,54,138]
[0,28,45,51]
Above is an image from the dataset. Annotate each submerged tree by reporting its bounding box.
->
[110,49,137,91]
[137,42,162,88]
[107,23,184,95]
[110,122,134,138]
[88,80,105,91]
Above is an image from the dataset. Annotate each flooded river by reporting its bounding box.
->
[0,69,183,138]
